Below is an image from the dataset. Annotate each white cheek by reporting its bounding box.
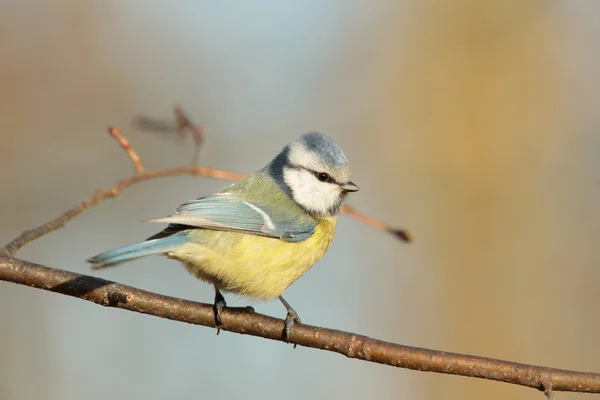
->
[283,168,341,215]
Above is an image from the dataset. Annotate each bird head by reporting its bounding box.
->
[268,132,359,217]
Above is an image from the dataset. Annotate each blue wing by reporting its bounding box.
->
[146,193,316,242]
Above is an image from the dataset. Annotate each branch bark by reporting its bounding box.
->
[1,251,599,395]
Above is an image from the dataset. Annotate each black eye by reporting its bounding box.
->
[317,172,330,182]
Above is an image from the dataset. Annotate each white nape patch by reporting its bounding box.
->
[243,201,275,230]
[283,167,342,216]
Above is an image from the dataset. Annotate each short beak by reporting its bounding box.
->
[342,181,359,192]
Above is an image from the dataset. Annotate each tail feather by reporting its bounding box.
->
[87,233,188,269]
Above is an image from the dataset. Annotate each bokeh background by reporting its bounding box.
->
[1,1,600,399]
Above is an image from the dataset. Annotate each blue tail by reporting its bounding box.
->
[87,233,189,269]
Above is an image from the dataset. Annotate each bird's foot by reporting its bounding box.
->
[213,290,226,335]
[283,310,302,346]
[213,297,255,335]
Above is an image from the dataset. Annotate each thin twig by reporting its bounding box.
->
[136,106,205,165]
[0,254,599,395]
[134,116,178,134]
[342,205,412,242]
[108,126,144,174]
[173,105,205,165]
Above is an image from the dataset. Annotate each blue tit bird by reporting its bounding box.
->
[87,131,359,339]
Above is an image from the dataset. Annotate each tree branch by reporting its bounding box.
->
[0,252,599,395]
[2,107,597,396]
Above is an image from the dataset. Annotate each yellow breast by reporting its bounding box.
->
[168,216,338,300]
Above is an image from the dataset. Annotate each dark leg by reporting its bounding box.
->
[213,287,256,335]
[279,296,301,344]
[213,287,226,334]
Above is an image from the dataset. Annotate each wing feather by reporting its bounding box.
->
[146,193,316,242]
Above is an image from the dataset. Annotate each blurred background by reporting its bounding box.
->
[1,1,599,399]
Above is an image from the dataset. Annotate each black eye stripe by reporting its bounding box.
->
[313,170,338,184]
[286,164,341,185]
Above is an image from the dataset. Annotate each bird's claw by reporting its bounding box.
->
[213,293,226,335]
[283,311,301,346]
[214,302,255,335]
[214,307,224,335]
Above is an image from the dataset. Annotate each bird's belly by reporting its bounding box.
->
[168,217,337,300]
